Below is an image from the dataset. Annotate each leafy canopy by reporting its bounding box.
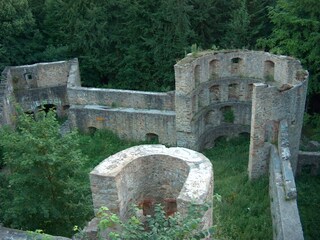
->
[0,109,92,236]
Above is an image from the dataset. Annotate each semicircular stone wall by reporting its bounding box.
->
[175,50,308,179]
[90,144,213,229]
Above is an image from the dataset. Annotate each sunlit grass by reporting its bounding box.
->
[203,137,272,240]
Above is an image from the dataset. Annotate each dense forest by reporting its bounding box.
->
[0,0,319,113]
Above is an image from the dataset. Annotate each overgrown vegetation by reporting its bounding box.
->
[204,137,272,240]
[302,113,320,142]
[0,111,318,239]
[222,107,235,123]
[90,204,212,240]
[0,110,92,236]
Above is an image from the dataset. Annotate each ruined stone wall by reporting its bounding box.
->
[249,80,308,179]
[0,59,79,118]
[67,86,176,144]
[68,105,176,146]
[297,151,320,176]
[175,50,307,152]
[89,145,213,238]
[9,60,71,90]
[0,68,15,126]
[67,87,174,111]
[269,121,304,240]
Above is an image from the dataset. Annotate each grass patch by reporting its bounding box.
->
[296,174,320,240]
[203,137,272,240]
[77,129,138,171]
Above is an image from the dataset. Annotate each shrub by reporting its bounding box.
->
[92,204,213,240]
[0,110,92,236]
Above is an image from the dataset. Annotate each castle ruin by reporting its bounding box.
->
[0,50,310,239]
[0,50,308,179]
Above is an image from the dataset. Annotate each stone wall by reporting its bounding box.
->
[249,79,308,179]
[0,59,80,119]
[67,87,174,111]
[0,51,308,179]
[68,105,176,145]
[88,145,213,239]
[0,226,71,240]
[269,121,304,240]
[9,60,71,90]
[0,67,15,126]
[67,83,176,144]
[297,151,320,176]
[174,50,308,157]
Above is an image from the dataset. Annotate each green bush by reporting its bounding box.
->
[0,110,92,236]
[91,204,213,240]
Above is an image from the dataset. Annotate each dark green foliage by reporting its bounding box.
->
[222,108,235,123]
[0,0,42,71]
[204,137,272,239]
[302,113,320,142]
[1,0,278,91]
[258,0,320,107]
[0,110,92,236]
[296,174,320,240]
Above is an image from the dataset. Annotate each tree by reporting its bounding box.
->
[0,110,92,236]
[258,0,320,112]
[0,0,43,71]
[222,0,251,48]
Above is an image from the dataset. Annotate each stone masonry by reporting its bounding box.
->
[88,145,213,239]
[0,50,310,240]
[0,49,308,179]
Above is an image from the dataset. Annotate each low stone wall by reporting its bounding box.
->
[69,105,176,145]
[9,60,71,90]
[0,226,71,240]
[67,87,175,111]
[88,145,213,239]
[14,86,68,113]
[297,151,320,176]
[269,120,303,240]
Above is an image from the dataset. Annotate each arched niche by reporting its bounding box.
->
[88,126,97,135]
[145,133,159,143]
[209,85,220,102]
[220,106,234,124]
[231,57,244,75]
[194,65,201,87]
[209,59,219,79]
[264,60,275,81]
[228,83,239,100]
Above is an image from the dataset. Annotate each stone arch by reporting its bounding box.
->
[209,85,220,102]
[88,126,97,135]
[220,106,234,123]
[90,145,213,228]
[209,59,219,79]
[228,83,239,100]
[264,60,275,81]
[145,133,159,143]
[36,104,57,114]
[231,57,244,74]
[194,65,201,86]
[197,124,250,150]
[239,132,250,139]
[204,110,215,125]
